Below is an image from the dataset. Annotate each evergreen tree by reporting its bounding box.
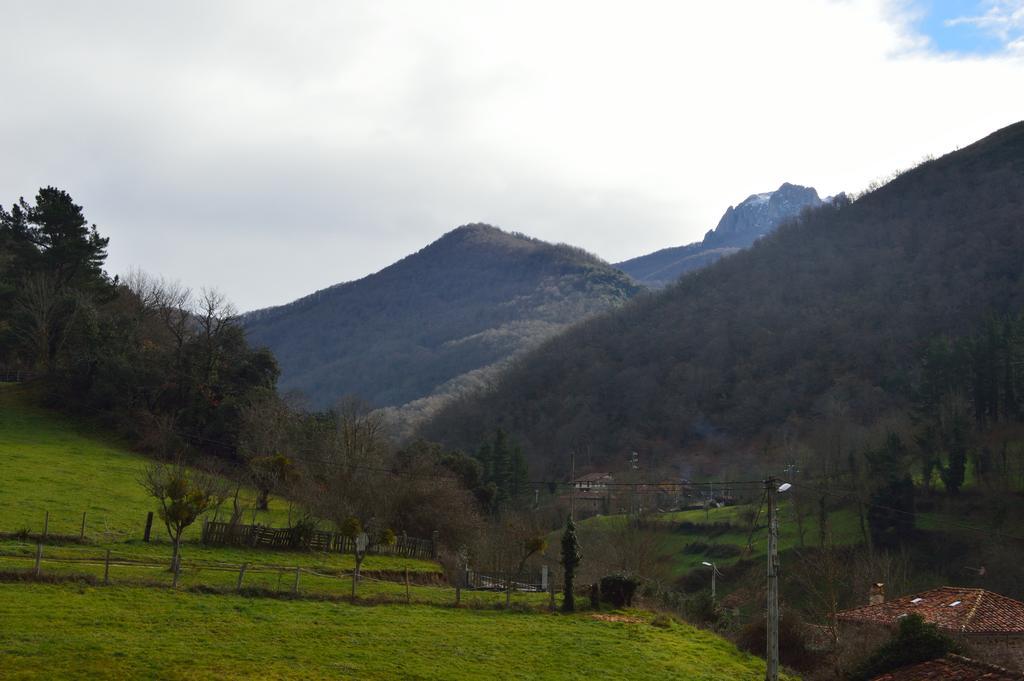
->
[0,187,111,292]
[560,515,582,612]
[866,434,915,550]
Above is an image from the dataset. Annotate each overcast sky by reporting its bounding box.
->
[2,1,1023,311]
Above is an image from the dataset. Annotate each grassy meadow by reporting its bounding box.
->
[0,384,440,576]
[0,384,799,679]
[0,582,788,680]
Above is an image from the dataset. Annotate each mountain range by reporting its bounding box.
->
[420,121,1024,475]
[243,224,640,416]
[615,182,824,287]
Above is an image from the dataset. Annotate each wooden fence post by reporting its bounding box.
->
[103,549,111,585]
[351,571,357,601]
[143,511,154,542]
[237,563,247,592]
[34,543,42,577]
[405,568,411,604]
[292,567,300,595]
[80,511,87,540]
[42,511,49,539]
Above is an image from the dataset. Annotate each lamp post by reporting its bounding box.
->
[701,560,720,603]
[766,480,791,681]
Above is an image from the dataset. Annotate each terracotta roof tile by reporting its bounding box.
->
[838,587,1024,634]
[870,654,1024,680]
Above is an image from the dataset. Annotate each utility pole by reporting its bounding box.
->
[765,478,780,681]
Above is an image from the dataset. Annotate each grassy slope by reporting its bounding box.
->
[0,385,438,575]
[0,385,788,680]
[0,583,788,681]
[578,502,863,578]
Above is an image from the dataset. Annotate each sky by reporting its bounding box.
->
[1,1,1023,311]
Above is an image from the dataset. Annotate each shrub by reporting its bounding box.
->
[288,518,318,549]
[651,613,674,629]
[682,590,719,627]
[735,610,816,671]
[705,544,742,559]
[599,574,640,608]
[849,614,957,681]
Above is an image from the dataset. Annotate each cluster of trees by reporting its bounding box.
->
[0,188,279,460]
[474,428,529,509]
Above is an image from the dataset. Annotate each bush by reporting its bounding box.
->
[683,541,710,554]
[650,613,674,628]
[599,574,640,608]
[735,610,816,672]
[683,590,722,628]
[849,614,957,681]
[288,518,318,549]
[705,544,742,559]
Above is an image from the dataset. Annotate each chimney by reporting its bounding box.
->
[869,583,885,606]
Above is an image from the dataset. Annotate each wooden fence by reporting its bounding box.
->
[0,543,560,610]
[200,521,437,560]
[463,566,548,593]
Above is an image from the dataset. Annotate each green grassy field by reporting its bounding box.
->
[0,582,788,680]
[0,385,800,679]
[0,385,439,576]
[576,499,863,578]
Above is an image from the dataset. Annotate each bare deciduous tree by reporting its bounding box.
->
[139,461,229,568]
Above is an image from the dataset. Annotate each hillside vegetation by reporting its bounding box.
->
[244,224,640,411]
[422,121,1024,474]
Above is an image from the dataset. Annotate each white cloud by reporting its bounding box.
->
[0,1,1022,310]
[947,0,1024,51]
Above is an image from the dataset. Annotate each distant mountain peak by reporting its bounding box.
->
[616,181,824,287]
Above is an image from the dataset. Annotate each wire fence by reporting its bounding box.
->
[0,543,559,610]
[201,520,437,560]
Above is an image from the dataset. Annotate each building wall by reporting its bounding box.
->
[839,621,1024,673]
[960,633,1024,672]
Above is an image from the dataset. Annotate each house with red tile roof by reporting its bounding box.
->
[869,654,1024,680]
[838,587,1024,672]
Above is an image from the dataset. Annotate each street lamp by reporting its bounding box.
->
[766,479,791,681]
[701,560,721,602]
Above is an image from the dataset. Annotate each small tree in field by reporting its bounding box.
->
[561,515,582,612]
[139,462,226,569]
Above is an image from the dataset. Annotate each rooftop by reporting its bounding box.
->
[870,654,1024,680]
[572,473,614,483]
[838,587,1024,635]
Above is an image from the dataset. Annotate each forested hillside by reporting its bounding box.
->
[244,224,640,411]
[615,183,823,287]
[421,122,1024,475]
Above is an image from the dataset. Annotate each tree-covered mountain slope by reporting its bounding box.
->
[615,183,823,287]
[420,121,1024,474]
[243,224,640,409]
